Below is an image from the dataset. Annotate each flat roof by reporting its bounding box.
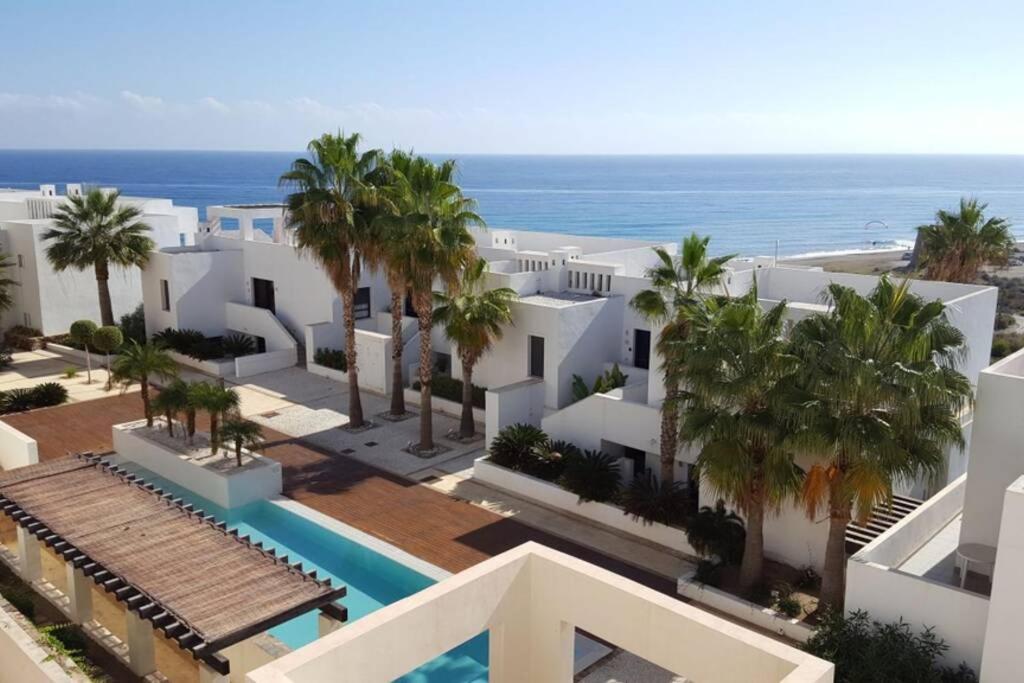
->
[0,455,345,672]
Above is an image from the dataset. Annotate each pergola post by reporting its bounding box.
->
[65,565,93,624]
[318,612,344,638]
[16,525,41,581]
[199,661,229,683]
[125,610,157,677]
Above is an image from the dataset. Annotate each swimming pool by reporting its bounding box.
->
[120,464,488,682]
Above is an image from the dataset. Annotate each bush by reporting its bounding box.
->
[68,320,98,350]
[991,333,1024,360]
[488,423,548,472]
[119,304,147,346]
[188,338,224,361]
[559,449,621,503]
[1,583,36,620]
[92,326,123,354]
[693,559,723,587]
[153,327,205,354]
[994,312,1015,331]
[771,583,801,618]
[31,382,68,407]
[685,500,746,565]
[620,472,692,527]
[804,609,977,683]
[4,325,43,351]
[413,375,485,409]
[2,388,37,413]
[223,333,255,358]
[526,439,579,481]
[63,366,79,379]
[571,363,629,403]
[314,347,347,372]
[795,566,821,590]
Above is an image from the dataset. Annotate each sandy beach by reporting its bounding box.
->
[779,248,912,275]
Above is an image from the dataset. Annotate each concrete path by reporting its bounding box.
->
[1,349,135,404]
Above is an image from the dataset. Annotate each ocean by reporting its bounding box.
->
[1,150,1023,257]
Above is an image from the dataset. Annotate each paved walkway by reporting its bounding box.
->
[1,394,677,593]
[1,349,133,405]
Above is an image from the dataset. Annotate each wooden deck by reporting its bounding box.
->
[1,395,676,594]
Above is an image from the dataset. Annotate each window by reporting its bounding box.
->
[160,279,170,311]
[354,286,371,320]
[605,275,612,292]
[574,271,580,288]
[597,274,604,291]
[529,335,545,378]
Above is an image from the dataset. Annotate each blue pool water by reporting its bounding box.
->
[120,465,488,682]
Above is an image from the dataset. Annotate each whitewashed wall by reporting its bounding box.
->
[0,422,38,471]
[980,476,1024,681]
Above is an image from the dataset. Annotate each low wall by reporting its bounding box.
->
[235,348,297,378]
[307,360,347,384]
[403,388,485,425]
[473,457,697,557]
[0,600,75,682]
[111,422,282,508]
[0,421,38,471]
[167,350,236,377]
[45,342,97,364]
[677,571,815,643]
[485,378,546,449]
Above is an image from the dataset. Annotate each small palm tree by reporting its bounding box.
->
[386,155,481,450]
[0,252,18,313]
[192,383,241,454]
[280,132,385,430]
[630,234,734,484]
[152,379,190,437]
[183,381,207,444]
[111,341,179,427]
[788,276,973,611]
[434,259,516,438]
[43,188,155,326]
[219,417,265,467]
[917,197,1015,283]
[676,292,801,594]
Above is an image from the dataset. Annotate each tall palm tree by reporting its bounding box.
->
[184,381,207,444]
[630,234,734,484]
[788,276,972,611]
[917,197,1015,283]
[152,378,190,437]
[193,383,241,454]
[43,188,155,326]
[676,291,801,594]
[434,259,516,439]
[111,341,179,427]
[387,156,481,451]
[0,253,18,314]
[280,132,384,429]
[219,417,265,467]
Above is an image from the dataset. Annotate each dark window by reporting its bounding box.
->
[160,280,170,311]
[624,447,647,478]
[529,335,545,378]
[633,329,651,370]
[354,287,371,320]
[253,278,276,313]
[404,293,416,317]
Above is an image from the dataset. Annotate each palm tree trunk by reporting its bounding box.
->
[235,442,243,467]
[416,290,434,451]
[141,378,152,427]
[659,379,681,484]
[818,500,852,613]
[389,286,406,416]
[210,412,219,455]
[737,499,765,595]
[165,410,174,437]
[94,260,115,327]
[459,359,475,439]
[186,408,196,443]
[342,262,364,428]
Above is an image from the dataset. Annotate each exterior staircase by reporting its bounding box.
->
[845,494,923,554]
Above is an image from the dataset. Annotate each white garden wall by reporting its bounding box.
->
[0,601,75,683]
[234,348,297,378]
[167,350,235,377]
[0,421,38,471]
[484,378,546,448]
[403,388,485,425]
[473,457,697,557]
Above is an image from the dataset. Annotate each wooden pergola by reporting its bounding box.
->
[0,454,347,678]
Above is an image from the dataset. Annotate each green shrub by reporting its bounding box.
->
[119,304,147,346]
[620,472,692,527]
[1,584,36,620]
[994,312,1015,331]
[3,388,37,413]
[804,609,977,683]
[4,325,43,351]
[413,375,485,409]
[771,583,801,618]
[571,363,629,403]
[92,326,123,354]
[314,347,347,371]
[795,566,821,590]
[68,320,98,350]
[488,423,548,472]
[693,559,723,587]
[526,439,579,481]
[223,333,255,358]
[991,333,1024,360]
[559,449,621,503]
[188,338,224,361]
[63,366,79,379]
[31,382,68,407]
[685,500,746,565]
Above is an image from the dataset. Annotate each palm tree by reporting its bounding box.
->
[434,259,516,438]
[280,132,384,429]
[193,383,241,454]
[917,197,1015,283]
[219,417,265,467]
[0,253,18,313]
[676,292,801,594]
[630,234,734,484]
[387,156,481,451]
[152,378,190,437]
[43,188,155,326]
[184,381,207,444]
[788,276,972,611]
[111,342,179,427]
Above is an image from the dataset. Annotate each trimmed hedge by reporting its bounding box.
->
[314,347,347,372]
[412,375,485,409]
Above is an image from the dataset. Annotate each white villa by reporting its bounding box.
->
[0,184,198,335]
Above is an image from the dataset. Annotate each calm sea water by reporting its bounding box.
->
[1,150,1023,257]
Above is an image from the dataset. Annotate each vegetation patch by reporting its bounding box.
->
[0,381,69,414]
[314,347,347,372]
[412,375,485,409]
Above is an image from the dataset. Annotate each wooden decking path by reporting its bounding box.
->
[1,395,676,594]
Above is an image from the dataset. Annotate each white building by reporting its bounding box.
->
[143,205,997,572]
[0,184,198,335]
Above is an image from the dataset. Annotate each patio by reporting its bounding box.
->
[0,349,131,405]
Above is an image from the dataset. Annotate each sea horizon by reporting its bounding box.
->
[2,150,1022,258]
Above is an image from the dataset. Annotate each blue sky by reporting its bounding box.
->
[1,0,1022,153]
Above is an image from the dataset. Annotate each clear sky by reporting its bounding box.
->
[1,0,1022,154]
